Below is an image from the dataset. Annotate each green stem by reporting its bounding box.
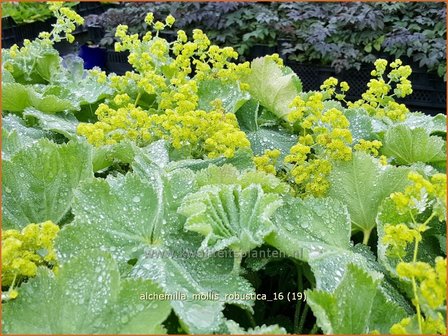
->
[293,269,303,333]
[134,91,142,106]
[412,239,423,333]
[310,323,319,334]
[8,274,17,295]
[232,252,243,274]
[298,304,310,334]
[245,309,256,328]
[362,228,372,245]
[422,212,436,227]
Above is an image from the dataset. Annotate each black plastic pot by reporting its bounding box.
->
[248,44,277,60]
[2,17,17,48]
[158,31,177,43]
[105,50,133,75]
[79,44,107,69]
[87,26,105,45]
[76,2,106,16]
[12,18,55,45]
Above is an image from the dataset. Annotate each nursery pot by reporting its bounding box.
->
[79,44,107,69]
[88,26,105,45]
[249,44,278,60]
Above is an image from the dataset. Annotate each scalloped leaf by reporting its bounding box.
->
[178,184,283,254]
[131,236,255,334]
[225,320,287,334]
[2,82,78,113]
[2,139,93,229]
[2,115,48,160]
[266,196,352,261]
[244,57,301,120]
[2,250,171,334]
[381,125,446,166]
[265,195,414,316]
[23,108,80,140]
[246,127,297,161]
[307,264,407,334]
[198,78,250,113]
[56,172,164,264]
[328,152,410,234]
[195,164,290,194]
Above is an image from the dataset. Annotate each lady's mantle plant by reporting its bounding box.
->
[1,3,446,335]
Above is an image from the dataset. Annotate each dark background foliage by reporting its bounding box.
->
[85,1,446,77]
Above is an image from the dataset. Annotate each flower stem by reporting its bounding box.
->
[134,91,142,106]
[232,252,243,274]
[362,228,372,245]
[294,268,303,333]
[412,238,423,333]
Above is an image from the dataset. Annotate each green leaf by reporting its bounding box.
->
[2,114,47,140]
[267,194,414,315]
[198,79,250,113]
[225,320,287,334]
[195,164,290,194]
[371,112,447,136]
[2,129,25,161]
[35,51,60,82]
[131,237,255,334]
[236,99,259,132]
[246,127,297,160]
[2,115,47,160]
[307,264,407,334]
[92,141,139,172]
[178,184,283,254]
[166,148,255,172]
[2,250,170,334]
[266,196,351,261]
[244,57,301,120]
[23,108,80,140]
[2,82,35,112]
[344,108,376,142]
[381,125,446,166]
[2,82,78,113]
[328,152,410,234]
[56,172,164,264]
[2,139,93,230]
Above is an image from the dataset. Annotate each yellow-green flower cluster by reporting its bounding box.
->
[390,172,446,219]
[77,13,253,160]
[285,92,353,196]
[397,257,446,309]
[265,53,284,67]
[353,139,387,164]
[2,221,60,292]
[390,313,446,335]
[383,172,446,259]
[349,59,412,121]
[390,257,447,335]
[383,170,447,335]
[77,103,250,159]
[4,2,84,77]
[89,68,108,84]
[382,223,427,259]
[112,15,250,114]
[354,139,382,156]
[320,77,350,101]
[43,1,84,43]
[253,149,281,175]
